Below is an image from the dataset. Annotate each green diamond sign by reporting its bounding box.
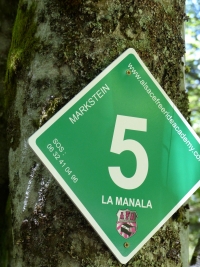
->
[29,48,200,264]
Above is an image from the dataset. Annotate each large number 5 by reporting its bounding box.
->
[108,115,148,190]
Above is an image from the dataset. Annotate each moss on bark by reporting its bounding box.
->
[5,0,38,109]
[0,0,18,266]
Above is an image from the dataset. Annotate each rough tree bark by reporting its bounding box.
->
[0,0,18,266]
[4,0,190,266]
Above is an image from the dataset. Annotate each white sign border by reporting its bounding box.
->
[29,48,200,264]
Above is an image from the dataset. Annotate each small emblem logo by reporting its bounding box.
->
[116,210,137,239]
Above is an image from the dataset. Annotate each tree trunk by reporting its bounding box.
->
[5,0,189,266]
[190,237,200,267]
[0,0,18,266]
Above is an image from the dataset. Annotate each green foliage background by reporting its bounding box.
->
[186,0,200,135]
[185,0,200,260]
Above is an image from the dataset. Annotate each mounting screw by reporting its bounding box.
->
[124,242,129,248]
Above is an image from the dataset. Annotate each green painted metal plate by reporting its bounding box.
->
[29,48,200,264]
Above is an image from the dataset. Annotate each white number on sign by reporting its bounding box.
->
[108,115,148,190]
